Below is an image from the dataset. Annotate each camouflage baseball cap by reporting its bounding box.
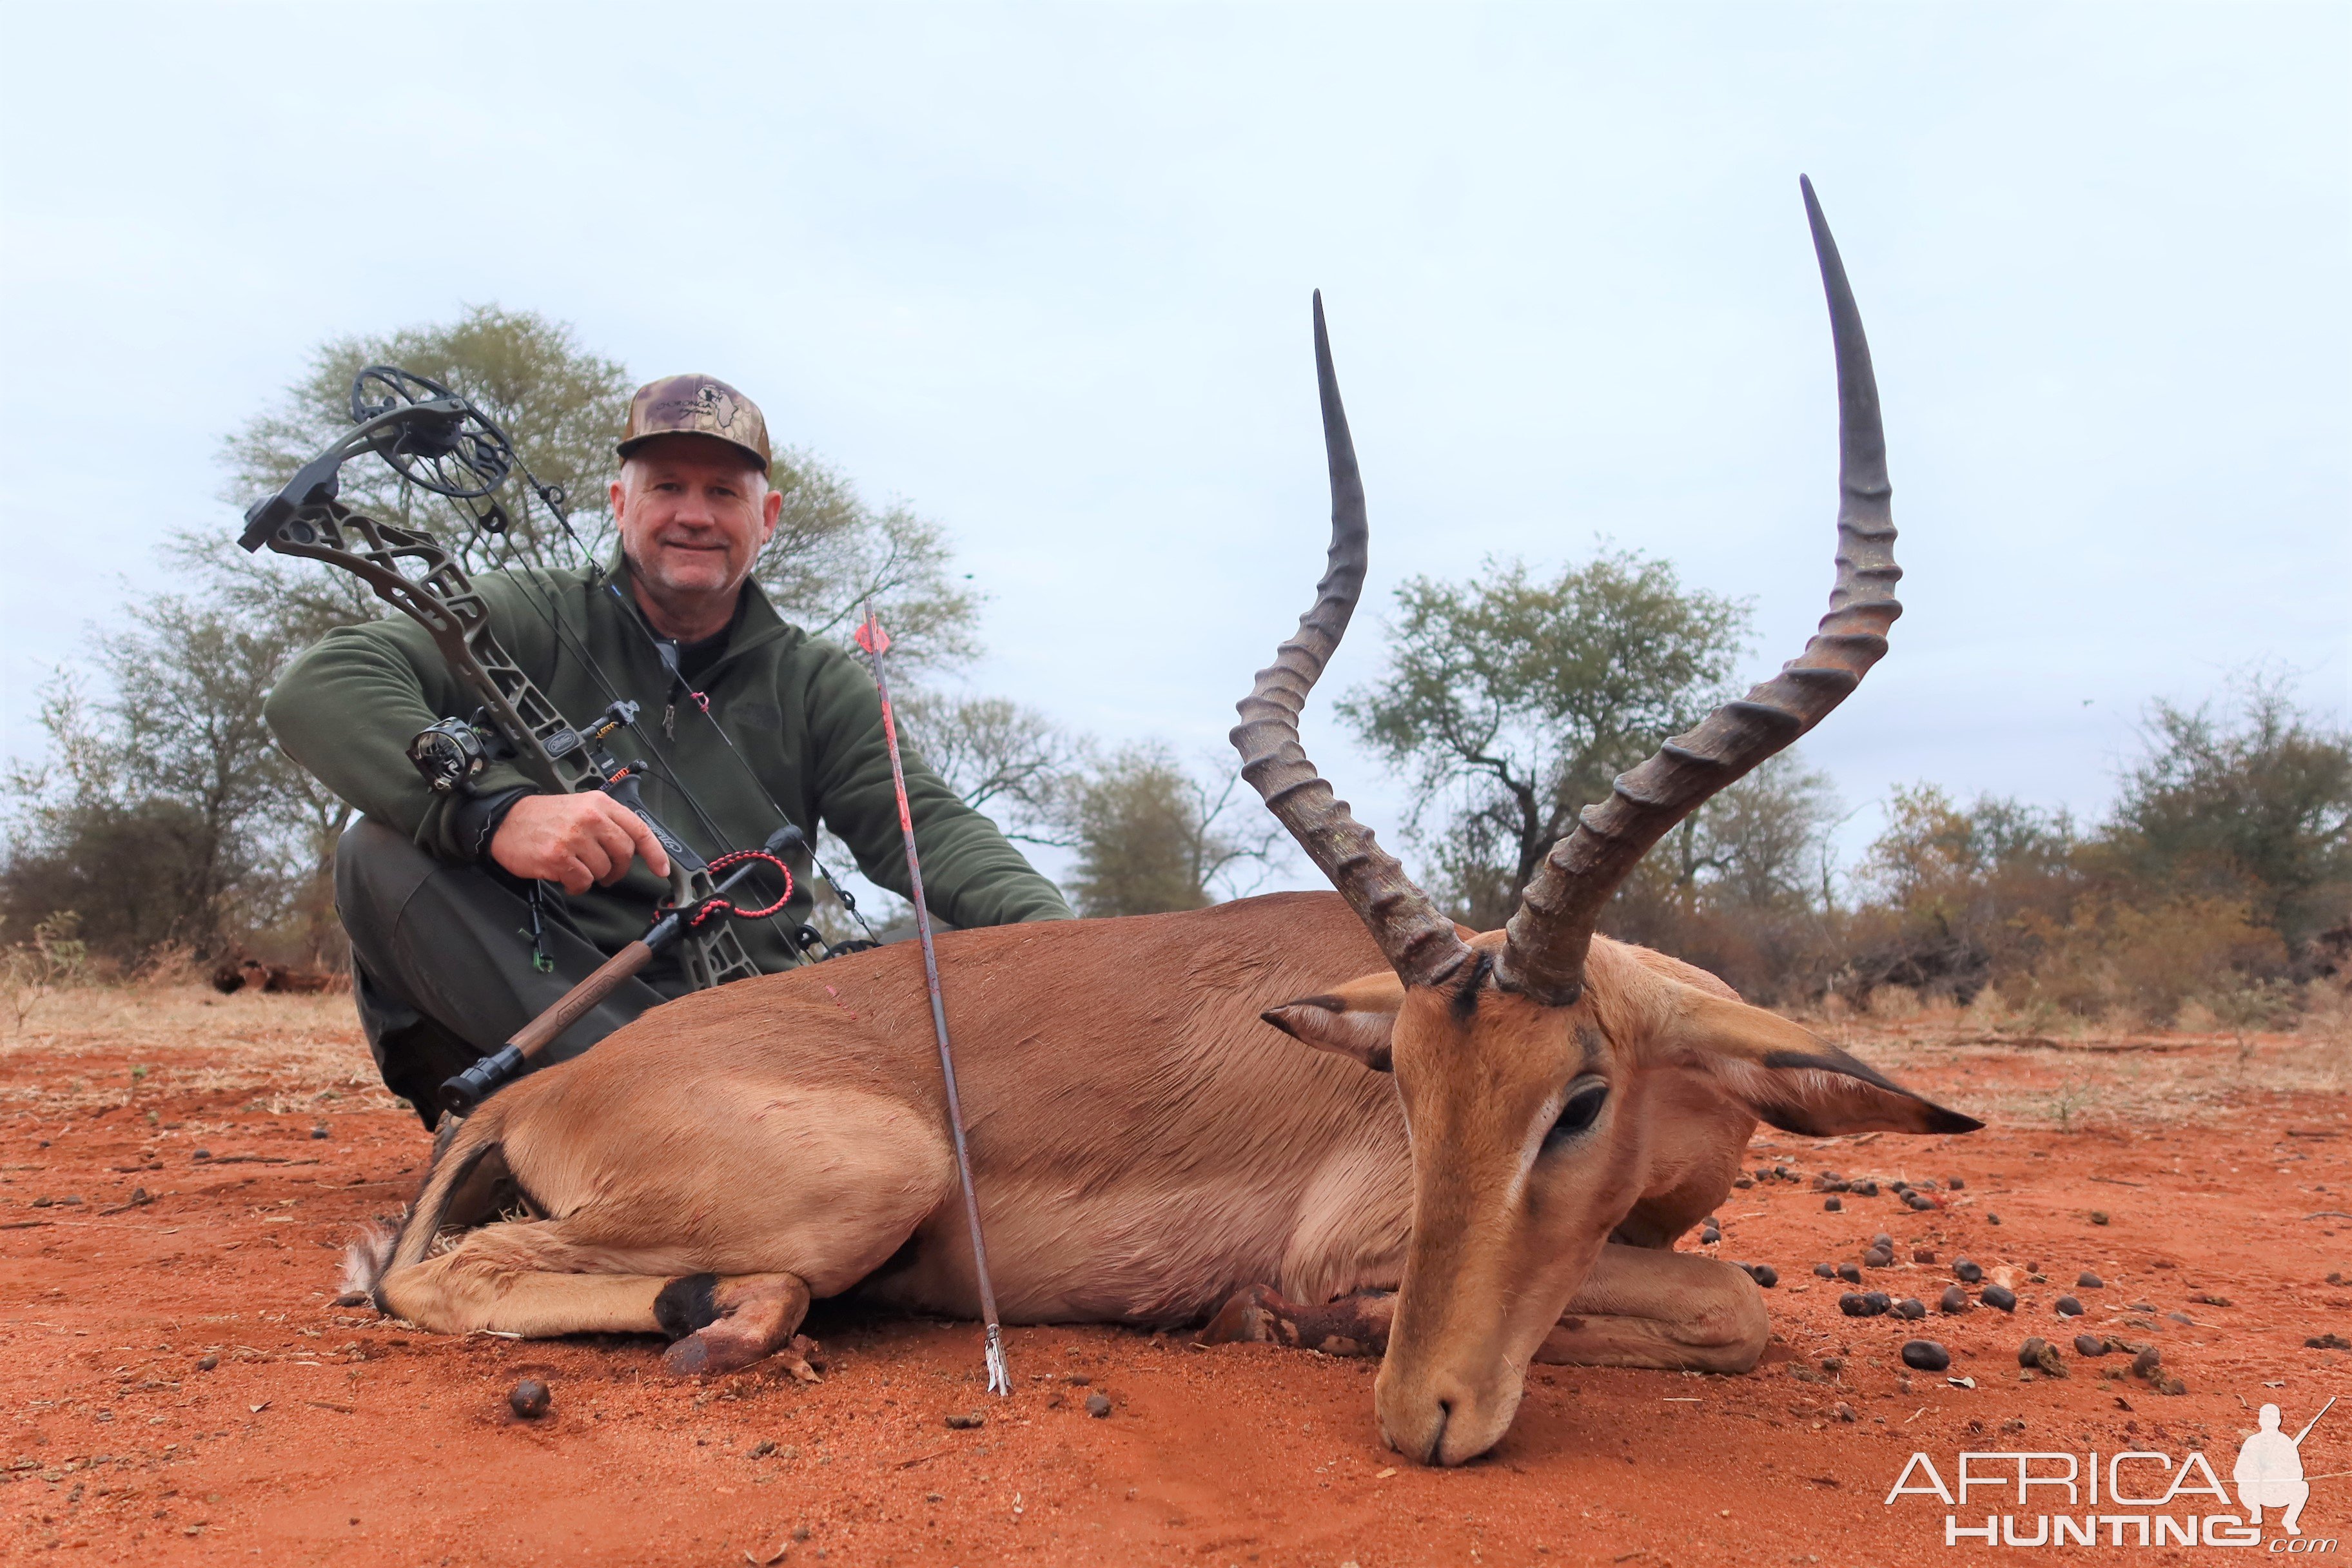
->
[616,374,772,472]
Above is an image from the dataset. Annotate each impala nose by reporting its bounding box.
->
[1424,1399,1453,1467]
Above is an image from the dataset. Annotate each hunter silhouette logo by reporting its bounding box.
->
[2238,1398,2334,1537]
[1882,1393,2339,1549]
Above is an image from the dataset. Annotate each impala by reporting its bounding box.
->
[353,177,1975,1465]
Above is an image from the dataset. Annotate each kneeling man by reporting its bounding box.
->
[266,375,1069,1121]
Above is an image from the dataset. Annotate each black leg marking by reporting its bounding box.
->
[654,1273,720,1339]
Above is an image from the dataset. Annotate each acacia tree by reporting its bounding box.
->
[1,600,313,962]
[2103,675,2352,947]
[1057,746,1283,917]
[1337,548,1749,927]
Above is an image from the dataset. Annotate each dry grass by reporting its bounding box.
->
[1805,995,2352,1134]
[0,982,393,1119]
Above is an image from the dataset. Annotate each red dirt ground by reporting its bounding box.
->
[4,986,2348,1566]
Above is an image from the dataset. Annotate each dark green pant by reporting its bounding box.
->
[334,818,691,1126]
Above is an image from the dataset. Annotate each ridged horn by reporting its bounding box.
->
[1231,293,1472,989]
[1498,176,1900,1004]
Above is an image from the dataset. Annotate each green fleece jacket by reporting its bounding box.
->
[264,562,1071,971]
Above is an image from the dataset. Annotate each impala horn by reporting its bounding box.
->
[1231,293,1472,990]
[1497,176,1900,1004]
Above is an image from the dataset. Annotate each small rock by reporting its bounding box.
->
[1895,1298,1926,1320]
[2306,1333,2351,1350]
[508,1379,551,1420]
[1939,1286,1970,1315]
[1067,1374,1092,1386]
[195,1353,218,1372]
[945,1412,985,1430]
[1912,1248,1937,1265]
[2159,1375,2188,1395]
[1872,1233,1894,1250]
[1947,1177,1966,1190]
[2090,1210,2110,1226]
[1987,1213,2002,1226]
[2077,1271,2104,1289]
[1736,1262,1778,1288]
[1823,1197,1842,1212]
[309,1126,329,1141]
[1813,1263,1836,1280]
[2073,1335,2110,1357]
[1852,1180,1880,1198]
[1905,1193,1936,1212]
[1952,1259,1984,1284]
[1084,1393,1112,1419]
[2017,1337,2066,1376]
[1900,1340,1950,1372]
[2130,1347,2161,1379]
[1861,1291,1892,1317]
[1863,1247,1894,1269]
[1836,1262,1863,1285]
[750,1439,777,1457]
[1833,1401,1856,1422]
[1981,1284,2019,1313]
[1732,1175,1753,1190]
[193,1150,211,1161]
[1838,1291,1869,1317]
[1820,1356,1844,1373]
[2164,1311,2194,1326]
[2190,1293,2232,1307]
[2055,1296,2084,1317]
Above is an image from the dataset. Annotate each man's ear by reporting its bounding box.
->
[1650,986,1983,1137]
[1260,970,1404,1073]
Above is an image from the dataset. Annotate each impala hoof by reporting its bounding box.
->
[654,1272,812,1378]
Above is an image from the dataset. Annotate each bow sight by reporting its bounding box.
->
[238,365,813,1108]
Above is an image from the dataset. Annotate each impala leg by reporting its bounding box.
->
[1533,1242,1767,1372]
[376,1219,814,1377]
[1199,1284,1395,1356]
[1200,1244,1765,1373]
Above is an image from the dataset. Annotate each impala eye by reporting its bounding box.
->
[1546,1078,1610,1148]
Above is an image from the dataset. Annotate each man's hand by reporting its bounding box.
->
[491,793,671,894]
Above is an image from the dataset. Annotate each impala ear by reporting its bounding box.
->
[1261,970,1404,1073]
[1654,987,1983,1137]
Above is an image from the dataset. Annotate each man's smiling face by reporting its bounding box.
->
[611,434,783,605]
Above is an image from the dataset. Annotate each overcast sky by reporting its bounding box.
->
[2,2,2345,895]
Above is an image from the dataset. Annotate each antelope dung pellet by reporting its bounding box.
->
[2077,1271,2104,1289]
[1952,1259,1984,1284]
[1895,1298,1926,1320]
[2055,1295,2084,1317]
[1939,1285,1970,1315]
[1899,1340,1950,1373]
[1981,1284,2019,1312]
